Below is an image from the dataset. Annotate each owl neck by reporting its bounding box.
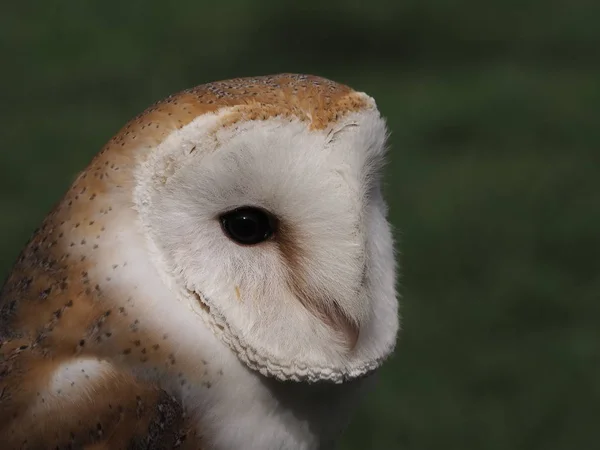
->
[159,337,367,449]
[122,280,367,450]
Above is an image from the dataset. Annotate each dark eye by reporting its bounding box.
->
[219,206,276,245]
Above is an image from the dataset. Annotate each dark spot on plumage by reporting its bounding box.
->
[133,339,141,347]
[40,287,52,300]
[135,395,144,419]
[123,348,132,355]
[0,299,18,326]
[19,276,33,291]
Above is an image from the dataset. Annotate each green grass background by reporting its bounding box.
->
[1,1,599,448]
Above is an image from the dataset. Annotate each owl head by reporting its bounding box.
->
[68,74,399,383]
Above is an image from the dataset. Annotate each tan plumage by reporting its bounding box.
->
[0,74,399,449]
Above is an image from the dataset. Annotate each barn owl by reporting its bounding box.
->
[0,74,399,449]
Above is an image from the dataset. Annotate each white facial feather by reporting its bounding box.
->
[134,100,398,383]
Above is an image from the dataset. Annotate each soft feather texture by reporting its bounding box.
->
[134,104,398,382]
[0,74,399,449]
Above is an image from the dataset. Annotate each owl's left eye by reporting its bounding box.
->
[219,206,277,245]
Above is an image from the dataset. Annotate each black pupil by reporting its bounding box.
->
[220,207,274,245]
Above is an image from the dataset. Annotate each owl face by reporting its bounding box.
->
[131,88,398,383]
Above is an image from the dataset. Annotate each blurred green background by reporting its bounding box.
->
[1,1,599,449]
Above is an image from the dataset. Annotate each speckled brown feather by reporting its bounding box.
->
[0,74,367,449]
